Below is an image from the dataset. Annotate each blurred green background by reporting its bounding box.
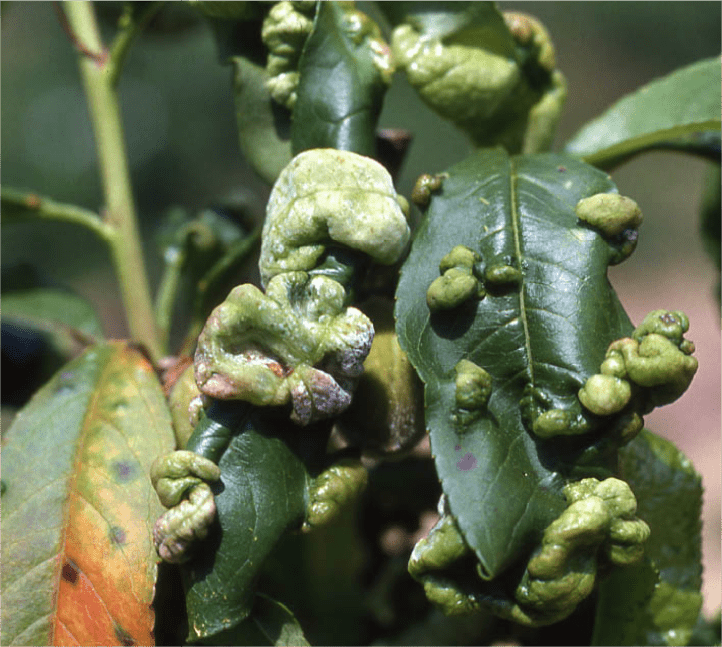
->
[2,1,720,615]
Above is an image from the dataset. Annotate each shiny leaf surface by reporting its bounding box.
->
[565,57,722,170]
[180,404,324,642]
[395,148,634,579]
[292,1,388,155]
[1,342,175,646]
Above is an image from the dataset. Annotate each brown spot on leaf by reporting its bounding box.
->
[110,526,127,545]
[114,461,135,481]
[62,560,79,584]
[114,621,136,646]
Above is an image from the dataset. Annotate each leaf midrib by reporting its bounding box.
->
[508,156,534,387]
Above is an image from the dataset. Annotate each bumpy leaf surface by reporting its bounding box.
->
[565,56,721,169]
[592,430,704,646]
[395,148,633,579]
[1,342,175,646]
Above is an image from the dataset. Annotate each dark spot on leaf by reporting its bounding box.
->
[61,560,79,584]
[456,452,477,471]
[1,480,6,495]
[557,166,567,172]
[455,445,461,451]
[113,461,136,481]
[110,526,127,545]
[113,621,136,646]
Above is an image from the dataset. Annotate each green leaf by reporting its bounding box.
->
[231,55,293,184]
[565,57,722,170]
[2,287,104,352]
[1,342,175,646]
[292,1,389,155]
[180,404,326,643]
[592,429,704,646]
[395,148,634,580]
[217,594,311,646]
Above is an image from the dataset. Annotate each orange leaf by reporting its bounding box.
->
[2,342,175,646]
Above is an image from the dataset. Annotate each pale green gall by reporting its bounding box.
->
[260,149,410,285]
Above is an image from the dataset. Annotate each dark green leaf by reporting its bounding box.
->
[231,56,293,184]
[222,594,311,646]
[590,557,659,646]
[252,594,310,646]
[395,148,633,579]
[292,1,388,155]
[180,404,327,642]
[1,342,175,645]
[565,57,722,170]
[593,429,705,646]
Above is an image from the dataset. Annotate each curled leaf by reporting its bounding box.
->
[391,4,566,152]
[579,309,698,420]
[408,478,649,627]
[153,482,217,564]
[194,272,374,425]
[259,148,410,286]
[262,0,316,109]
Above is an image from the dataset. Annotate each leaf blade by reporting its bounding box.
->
[1,342,175,646]
[565,57,722,169]
[180,406,317,642]
[395,149,633,578]
[593,429,705,646]
[2,287,104,347]
[292,2,388,155]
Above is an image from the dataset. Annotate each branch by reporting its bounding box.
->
[2,187,115,243]
[62,1,162,360]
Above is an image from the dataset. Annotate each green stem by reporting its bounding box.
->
[154,246,186,353]
[107,1,164,88]
[63,1,162,361]
[2,187,115,242]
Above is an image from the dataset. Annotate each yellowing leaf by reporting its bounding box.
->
[2,342,175,646]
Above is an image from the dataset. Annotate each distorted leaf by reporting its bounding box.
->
[1,342,175,646]
[179,403,327,643]
[388,2,566,153]
[292,1,390,155]
[395,148,634,580]
[565,56,722,170]
[592,429,704,646]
